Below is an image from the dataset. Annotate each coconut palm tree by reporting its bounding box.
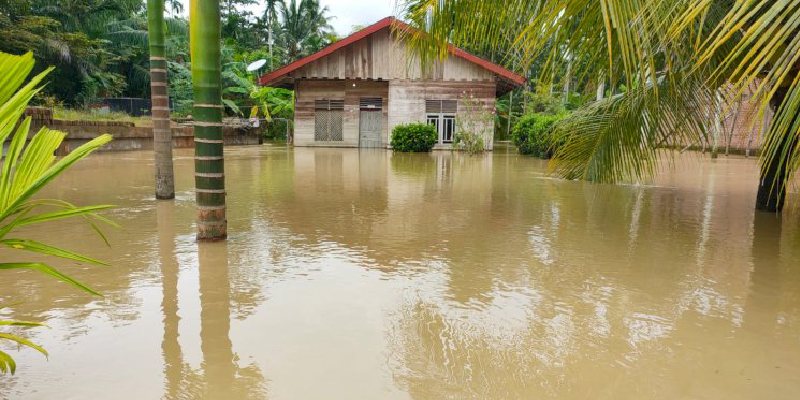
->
[264,0,280,68]
[190,0,226,240]
[148,0,175,200]
[279,0,335,61]
[401,0,800,212]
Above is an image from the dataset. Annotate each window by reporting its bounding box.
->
[425,100,457,144]
[314,99,344,141]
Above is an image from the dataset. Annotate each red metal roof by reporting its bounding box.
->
[258,16,526,88]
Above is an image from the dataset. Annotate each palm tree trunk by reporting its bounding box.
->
[148,0,175,200]
[191,0,227,240]
[756,86,794,213]
[562,59,572,104]
[506,90,514,140]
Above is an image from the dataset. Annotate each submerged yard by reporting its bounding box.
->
[1,145,799,399]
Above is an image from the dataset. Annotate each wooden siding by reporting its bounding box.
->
[294,80,389,147]
[288,29,496,82]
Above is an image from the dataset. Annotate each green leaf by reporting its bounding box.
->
[222,98,241,115]
[0,263,100,296]
[1,239,109,266]
[0,320,43,327]
[0,349,17,375]
[0,333,48,357]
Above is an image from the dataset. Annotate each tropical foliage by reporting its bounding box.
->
[391,123,438,152]
[1,0,335,120]
[400,0,800,210]
[512,113,568,159]
[0,52,112,374]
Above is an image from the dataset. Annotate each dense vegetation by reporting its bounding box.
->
[511,113,567,158]
[401,0,800,212]
[391,123,438,152]
[0,0,334,121]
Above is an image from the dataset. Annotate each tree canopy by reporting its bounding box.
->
[0,0,337,112]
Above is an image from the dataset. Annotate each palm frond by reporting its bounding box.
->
[550,72,714,182]
[0,51,113,374]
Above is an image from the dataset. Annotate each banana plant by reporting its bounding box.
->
[0,51,113,375]
[221,57,294,121]
[249,86,294,122]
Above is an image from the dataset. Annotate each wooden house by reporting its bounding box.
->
[258,17,525,150]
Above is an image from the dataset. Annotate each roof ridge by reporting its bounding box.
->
[258,16,525,87]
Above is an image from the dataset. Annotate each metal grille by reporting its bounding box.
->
[315,110,343,141]
[359,97,383,111]
[425,99,457,114]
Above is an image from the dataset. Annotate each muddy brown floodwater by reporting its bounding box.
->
[1,145,799,399]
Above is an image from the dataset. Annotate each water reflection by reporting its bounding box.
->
[156,202,266,399]
[157,201,187,399]
[0,146,799,399]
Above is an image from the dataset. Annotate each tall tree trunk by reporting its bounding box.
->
[148,0,175,200]
[562,59,572,104]
[191,0,227,240]
[506,90,514,140]
[596,76,605,102]
[756,87,793,212]
[711,91,722,159]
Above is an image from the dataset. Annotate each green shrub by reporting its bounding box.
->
[511,113,567,158]
[263,119,291,141]
[391,123,437,152]
[454,130,485,154]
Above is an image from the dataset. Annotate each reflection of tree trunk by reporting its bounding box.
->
[198,242,235,398]
[747,212,782,328]
[756,87,793,212]
[157,201,182,399]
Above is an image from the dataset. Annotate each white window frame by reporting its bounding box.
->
[425,100,457,144]
[426,113,456,143]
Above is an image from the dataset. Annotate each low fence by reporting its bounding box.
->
[21,107,261,155]
[91,98,176,117]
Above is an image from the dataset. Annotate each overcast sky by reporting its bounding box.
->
[180,1,398,36]
[321,0,398,35]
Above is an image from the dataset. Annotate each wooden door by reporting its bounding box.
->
[359,98,383,148]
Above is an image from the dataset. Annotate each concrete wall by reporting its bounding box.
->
[387,80,497,150]
[25,118,261,156]
[294,79,497,149]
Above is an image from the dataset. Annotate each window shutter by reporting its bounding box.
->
[441,100,457,114]
[426,100,457,114]
[359,98,382,110]
[315,99,344,111]
[425,100,441,114]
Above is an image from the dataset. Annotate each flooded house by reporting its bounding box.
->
[258,17,525,150]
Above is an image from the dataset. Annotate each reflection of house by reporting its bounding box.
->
[259,17,525,150]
